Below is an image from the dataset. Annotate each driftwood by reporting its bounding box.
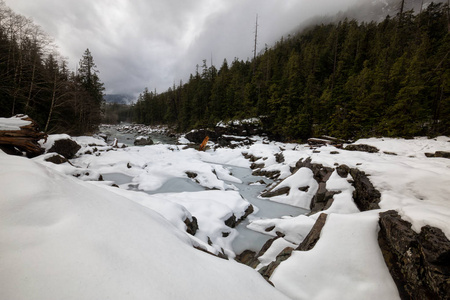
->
[0,115,47,157]
[307,136,347,148]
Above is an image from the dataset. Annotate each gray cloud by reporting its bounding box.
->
[5,0,363,96]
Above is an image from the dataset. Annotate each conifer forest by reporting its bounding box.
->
[134,3,450,141]
[1,2,449,140]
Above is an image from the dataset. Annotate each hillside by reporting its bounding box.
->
[132,2,450,141]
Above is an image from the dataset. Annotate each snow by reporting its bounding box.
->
[0,152,289,300]
[2,129,450,300]
[271,212,400,300]
[265,167,319,209]
[0,115,31,130]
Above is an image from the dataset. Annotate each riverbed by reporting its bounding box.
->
[99,126,308,255]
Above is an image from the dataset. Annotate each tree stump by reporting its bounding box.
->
[0,115,47,157]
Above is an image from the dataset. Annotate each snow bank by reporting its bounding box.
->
[0,152,289,300]
[271,212,399,300]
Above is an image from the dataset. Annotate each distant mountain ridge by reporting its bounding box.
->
[104,94,136,105]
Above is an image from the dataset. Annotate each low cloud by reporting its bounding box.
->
[5,0,363,96]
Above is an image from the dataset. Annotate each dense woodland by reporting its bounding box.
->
[1,2,449,141]
[0,1,104,134]
[134,3,450,140]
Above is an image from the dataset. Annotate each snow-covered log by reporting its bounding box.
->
[0,115,47,157]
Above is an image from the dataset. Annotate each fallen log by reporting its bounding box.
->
[0,114,47,157]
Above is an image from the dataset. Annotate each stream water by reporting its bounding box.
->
[219,165,308,254]
[100,126,309,255]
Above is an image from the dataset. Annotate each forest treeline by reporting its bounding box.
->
[0,1,104,134]
[133,3,450,140]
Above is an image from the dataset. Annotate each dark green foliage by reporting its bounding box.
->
[0,3,104,135]
[133,3,449,140]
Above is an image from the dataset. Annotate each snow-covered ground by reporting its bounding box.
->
[1,130,449,299]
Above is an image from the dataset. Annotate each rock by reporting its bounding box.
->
[44,154,68,165]
[184,216,198,236]
[258,247,294,283]
[425,151,450,159]
[258,214,329,283]
[298,186,309,192]
[134,136,154,146]
[235,250,258,268]
[349,168,381,211]
[250,162,265,169]
[224,204,254,228]
[185,171,197,179]
[252,169,280,180]
[48,138,81,159]
[225,215,237,228]
[265,226,275,232]
[275,152,285,163]
[261,186,290,198]
[344,144,379,153]
[336,164,350,178]
[383,151,397,156]
[378,210,450,300]
[185,129,217,143]
[296,213,328,251]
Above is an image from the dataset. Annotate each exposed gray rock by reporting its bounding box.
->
[258,214,328,282]
[296,213,328,251]
[235,250,259,268]
[349,168,381,211]
[224,204,254,228]
[261,186,290,198]
[184,216,198,236]
[378,210,450,300]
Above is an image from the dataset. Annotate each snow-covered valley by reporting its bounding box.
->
[1,124,450,299]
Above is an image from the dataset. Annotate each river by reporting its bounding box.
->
[100,126,309,255]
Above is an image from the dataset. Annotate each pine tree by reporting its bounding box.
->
[76,48,104,133]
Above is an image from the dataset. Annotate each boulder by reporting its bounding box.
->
[44,154,69,165]
[48,138,81,159]
[185,129,217,143]
[134,136,154,146]
[378,210,450,300]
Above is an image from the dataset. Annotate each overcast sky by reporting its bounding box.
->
[5,0,363,97]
